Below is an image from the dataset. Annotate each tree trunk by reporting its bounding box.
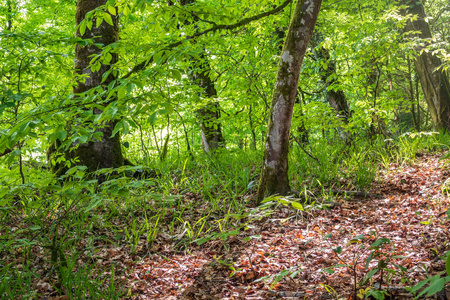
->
[189,56,225,152]
[256,0,322,205]
[179,0,225,152]
[6,0,12,31]
[317,45,351,140]
[316,46,351,123]
[402,0,450,131]
[71,0,124,172]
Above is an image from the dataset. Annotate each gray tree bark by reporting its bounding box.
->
[402,0,450,131]
[71,0,124,172]
[256,0,322,204]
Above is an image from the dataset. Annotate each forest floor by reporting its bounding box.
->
[3,152,450,299]
[125,152,450,299]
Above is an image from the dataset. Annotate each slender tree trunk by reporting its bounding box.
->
[407,56,420,131]
[249,105,257,150]
[402,0,450,131]
[317,45,351,140]
[317,47,351,123]
[71,0,123,172]
[179,0,225,152]
[189,56,225,152]
[256,0,322,204]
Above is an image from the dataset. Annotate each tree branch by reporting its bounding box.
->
[122,0,293,79]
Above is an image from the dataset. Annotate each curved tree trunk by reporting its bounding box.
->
[402,0,450,131]
[256,0,322,204]
[70,0,124,172]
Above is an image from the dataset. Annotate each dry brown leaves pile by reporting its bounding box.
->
[126,153,450,299]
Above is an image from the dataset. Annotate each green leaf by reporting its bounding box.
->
[77,135,89,143]
[96,16,103,28]
[103,13,113,26]
[112,119,123,137]
[333,246,342,254]
[56,130,67,141]
[420,276,445,297]
[366,289,387,300]
[170,69,182,81]
[362,268,379,285]
[118,188,130,198]
[410,276,431,293]
[148,112,157,125]
[79,21,87,36]
[446,253,450,276]
[196,238,208,245]
[291,201,303,210]
[118,85,126,99]
[370,238,390,249]
[108,5,116,15]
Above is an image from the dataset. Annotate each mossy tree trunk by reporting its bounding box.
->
[402,0,450,131]
[179,0,225,152]
[256,0,322,205]
[71,0,124,172]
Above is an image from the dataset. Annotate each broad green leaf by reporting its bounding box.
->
[79,21,87,36]
[118,85,126,99]
[170,69,182,81]
[96,16,103,28]
[108,5,116,15]
[77,135,89,143]
[56,130,67,141]
[291,201,303,210]
[103,13,113,26]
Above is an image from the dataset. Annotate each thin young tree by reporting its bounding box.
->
[256,0,322,204]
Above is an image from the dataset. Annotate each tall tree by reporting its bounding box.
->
[70,0,123,172]
[178,0,225,152]
[256,0,322,204]
[402,0,450,131]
